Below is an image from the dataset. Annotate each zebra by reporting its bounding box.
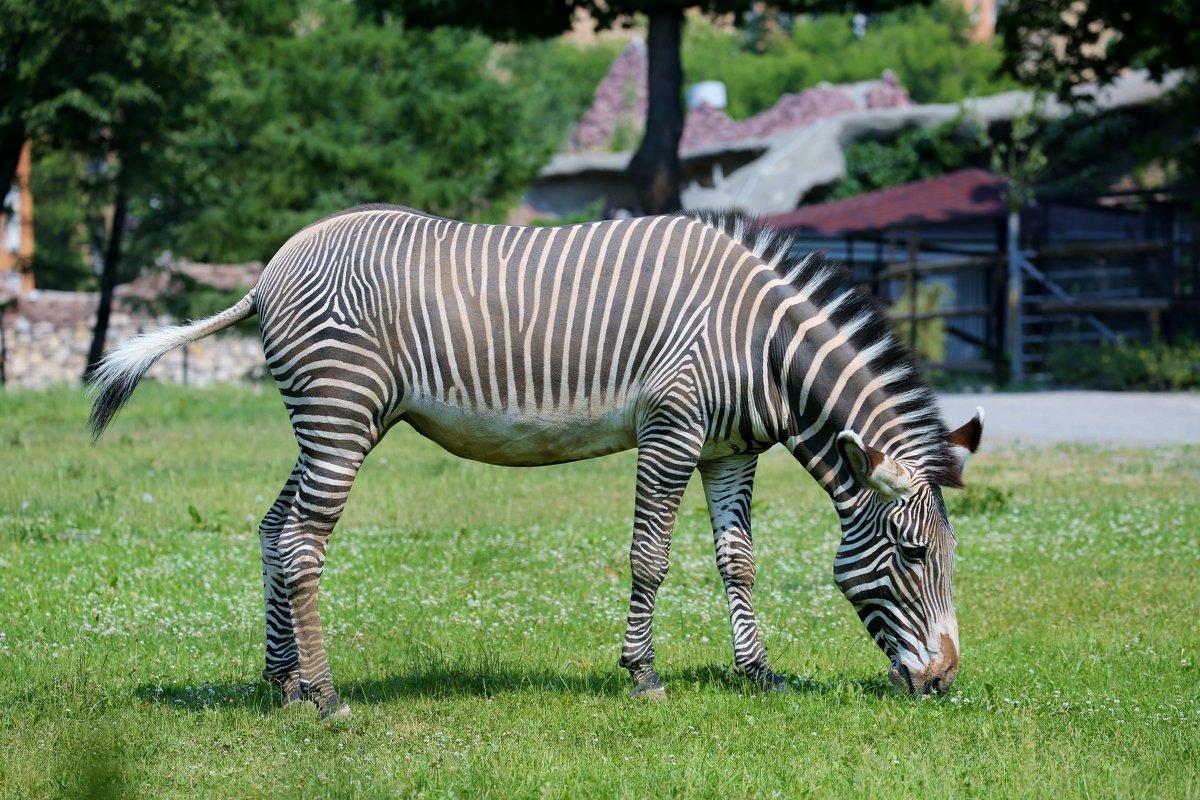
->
[89,206,984,720]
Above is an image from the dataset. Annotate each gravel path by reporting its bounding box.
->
[937,391,1200,445]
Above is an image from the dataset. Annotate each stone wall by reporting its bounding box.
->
[1,289,266,389]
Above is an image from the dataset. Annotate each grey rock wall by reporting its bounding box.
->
[1,290,266,389]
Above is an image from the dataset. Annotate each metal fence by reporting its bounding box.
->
[784,188,1200,381]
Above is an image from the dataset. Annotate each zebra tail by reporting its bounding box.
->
[87,289,258,439]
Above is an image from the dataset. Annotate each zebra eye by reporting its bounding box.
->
[899,542,928,562]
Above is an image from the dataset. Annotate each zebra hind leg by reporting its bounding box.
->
[699,454,789,693]
[259,459,303,705]
[278,448,371,720]
[619,417,704,699]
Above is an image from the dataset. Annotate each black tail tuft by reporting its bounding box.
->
[87,362,154,440]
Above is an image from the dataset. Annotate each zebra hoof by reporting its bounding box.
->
[265,671,304,706]
[744,667,791,694]
[631,682,666,700]
[321,702,352,722]
[764,674,792,694]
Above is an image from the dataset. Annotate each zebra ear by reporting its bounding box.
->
[836,430,914,500]
[946,406,985,477]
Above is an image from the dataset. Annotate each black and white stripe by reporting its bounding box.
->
[89,205,981,716]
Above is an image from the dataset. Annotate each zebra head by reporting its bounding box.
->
[833,408,984,695]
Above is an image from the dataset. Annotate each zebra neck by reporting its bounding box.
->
[769,313,905,505]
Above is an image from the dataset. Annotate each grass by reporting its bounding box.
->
[1,383,1197,798]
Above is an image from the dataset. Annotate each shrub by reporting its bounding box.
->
[830,119,988,200]
[947,484,1013,517]
[1047,340,1200,391]
[683,4,1020,120]
[890,281,954,364]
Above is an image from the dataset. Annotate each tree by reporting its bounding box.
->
[138,0,557,264]
[360,1,929,215]
[1,0,236,377]
[997,1,1200,100]
[998,1,1200,187]
[684,4,1018,117]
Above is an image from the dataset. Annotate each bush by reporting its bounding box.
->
[890,281,954,363]
[1047,340,1200,391]
[829,119,988,200]
[946,485,1013,517]
[683,5,1020,120]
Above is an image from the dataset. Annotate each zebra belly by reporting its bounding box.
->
[400,399,638,467]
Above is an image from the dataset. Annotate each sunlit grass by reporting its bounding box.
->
[1,383,1197,798]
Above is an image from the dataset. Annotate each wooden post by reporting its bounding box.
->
[886,228,897,304]
[907,227,920,355]
[1006,210,1024,383]
[872,236,884,298]
[0,302,8,386]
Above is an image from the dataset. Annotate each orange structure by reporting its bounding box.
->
[1,141,35,293]
[957,0,998,41]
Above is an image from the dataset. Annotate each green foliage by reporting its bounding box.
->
[998,0,1200,100]
[528,199,605,227]
[3,0,232,289]
[1,0,229,176]
[500,38,622,159]
[28,148,93,290]
[831,118,987,199]
[684,5,1020,119]
[946,484,1013,517]
[986,100,1048,211]
[1034,110,1143,194]
[142,1,559,264]
[890,280,953,363]
[998,0,1200,188]
[365,0,934,42]
[1047,339,1200,391]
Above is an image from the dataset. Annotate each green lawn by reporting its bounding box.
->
[1,384,1197,798]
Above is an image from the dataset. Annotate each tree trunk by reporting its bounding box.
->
[0,123,26,213]
[0,31,30,197]
[84,181,128,381]
[627,7,684,215]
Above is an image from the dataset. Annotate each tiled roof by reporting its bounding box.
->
[681,76,909,150]
[765,168,1009,234]
[119,259,263,301]
[566,39,648,153]
[565,39,913,155]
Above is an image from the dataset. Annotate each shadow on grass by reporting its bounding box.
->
[137,657,625,714]
[672,663,897,699]
[136,656,899,713]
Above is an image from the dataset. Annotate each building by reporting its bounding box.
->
[765,170,1200,378]
[527,35,1178,223]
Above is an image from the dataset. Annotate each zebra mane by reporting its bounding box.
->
[685,211,960,486]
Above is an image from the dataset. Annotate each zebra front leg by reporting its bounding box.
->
[620,423,703,699]
[699,454,788,692]
[259,460,303,704]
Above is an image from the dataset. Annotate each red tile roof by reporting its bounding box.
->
[765,169,1009,234]
[566,39,913,155]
